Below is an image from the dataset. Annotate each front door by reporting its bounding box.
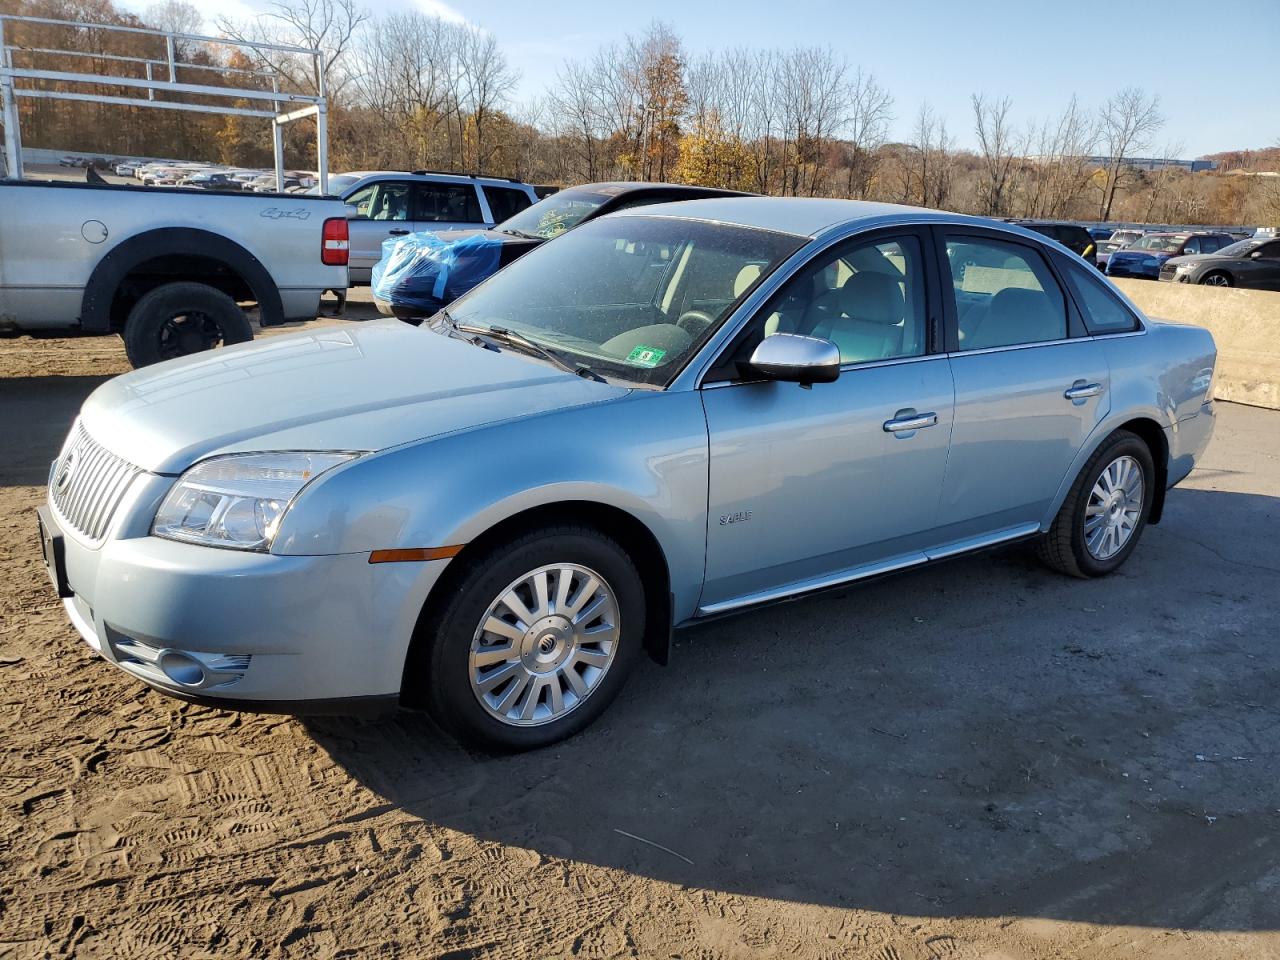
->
[699,229,955,613]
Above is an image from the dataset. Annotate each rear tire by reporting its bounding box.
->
[1037,430,1155,579]
[414,525,645,752]
[122,281,253,368]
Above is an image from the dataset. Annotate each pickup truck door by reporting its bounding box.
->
[935,230,1109,540]
[699,229,955,613]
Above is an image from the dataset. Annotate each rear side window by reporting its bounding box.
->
[1060,262,1140,334]
[945,236,1067,350]
[483,185,533,223]
[414,183,483,223]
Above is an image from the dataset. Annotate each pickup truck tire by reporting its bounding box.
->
[122,282,253,367]
[1037,430,1155,579]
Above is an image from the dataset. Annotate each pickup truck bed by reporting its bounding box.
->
[0,179,349,366]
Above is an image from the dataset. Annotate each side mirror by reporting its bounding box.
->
[1249,250,1263,259]
[345,203,364,220]
[748,333,841,385]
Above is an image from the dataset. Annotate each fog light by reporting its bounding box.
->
[158,650,207,687]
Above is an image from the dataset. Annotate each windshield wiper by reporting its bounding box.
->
[456,322,606,382]
[499,228,539,240]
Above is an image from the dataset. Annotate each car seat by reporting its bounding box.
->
[805,271,905,363]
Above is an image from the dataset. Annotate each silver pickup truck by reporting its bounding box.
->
[0,179,350,366]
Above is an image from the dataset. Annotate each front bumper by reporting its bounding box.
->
[44,482,449,710]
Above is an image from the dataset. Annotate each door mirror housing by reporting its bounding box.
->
[1249,250,1263,259]
[345,203,365,220]
[748,333,841,385]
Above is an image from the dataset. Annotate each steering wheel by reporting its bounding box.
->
[676,309,716,337]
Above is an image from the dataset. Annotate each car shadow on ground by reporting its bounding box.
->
[306,486,1280,931]
[0,376,114,486]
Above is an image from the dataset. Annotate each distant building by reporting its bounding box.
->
[1024,155,1217,173]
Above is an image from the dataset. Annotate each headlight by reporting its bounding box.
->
[153,451,358,551]
[1175,262,1195,273]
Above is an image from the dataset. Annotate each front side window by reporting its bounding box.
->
[946,236,1067,350]
[414,183,483,223]
[1061,262,1139,334]
[346,182,411,221]
[1183,237,1202,255]
[443,217,804,386]
[748,235,928,365]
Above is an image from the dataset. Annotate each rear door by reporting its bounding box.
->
[937,228,1110,540]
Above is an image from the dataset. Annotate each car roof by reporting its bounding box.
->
[609,196,977,239]
[339,170,531,187]
[566,181,753,197]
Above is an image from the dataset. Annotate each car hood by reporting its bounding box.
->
[435,227,542,249]
[80,320,629,474]
[1163,253,1233,268]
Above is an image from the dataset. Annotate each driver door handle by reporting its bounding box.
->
[883,412,938,433]
[1064,381,1104,401]
[389,228,410,236]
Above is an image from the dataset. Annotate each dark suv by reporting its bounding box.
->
[1006,220,1096,260]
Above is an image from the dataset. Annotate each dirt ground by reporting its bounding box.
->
[1,324,1279,960]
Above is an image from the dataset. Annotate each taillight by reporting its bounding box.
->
[322,217,349,266]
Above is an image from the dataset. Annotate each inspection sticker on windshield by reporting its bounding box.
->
[625,345,666,368]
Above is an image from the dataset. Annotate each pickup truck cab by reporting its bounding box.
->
[0,178,349,367]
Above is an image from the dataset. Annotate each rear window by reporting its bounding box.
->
[1060,261,1140,334]
[483,185,533,223]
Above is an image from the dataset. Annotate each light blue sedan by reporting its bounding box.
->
[38,198,1217,750]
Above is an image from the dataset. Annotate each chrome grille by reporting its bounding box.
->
[50,422,142,542]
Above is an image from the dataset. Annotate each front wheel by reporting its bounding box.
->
[122,281,254,367]
[1199,272,1233,287]
[1038,430,1155,579]
[415,526,644,751]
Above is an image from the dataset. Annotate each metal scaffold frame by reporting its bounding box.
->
[0,14,328,192]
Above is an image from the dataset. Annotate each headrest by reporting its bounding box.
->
[733,264,762,297]
[837,271,904,326]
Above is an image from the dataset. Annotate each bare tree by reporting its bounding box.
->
[972,93,1019,216]
[906,103,953,208]
[1097,87,1163,220]
[216,0,368,98]
[840,69,892,199]
[453,27,517,173]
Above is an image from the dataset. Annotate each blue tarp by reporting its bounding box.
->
[371,231,505,314]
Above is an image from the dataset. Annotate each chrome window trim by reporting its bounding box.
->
[700,351,943,390]
[679,213,1092,392]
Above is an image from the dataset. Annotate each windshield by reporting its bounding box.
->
[440,216,804,386]
[496,187,612,239]
[1129,235,1183,253]
[1216,239,1264,257]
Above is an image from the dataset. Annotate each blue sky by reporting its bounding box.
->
[129,0,1278,156]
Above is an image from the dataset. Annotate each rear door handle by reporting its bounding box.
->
[1064,381,1104,401]
[883,412,938,433]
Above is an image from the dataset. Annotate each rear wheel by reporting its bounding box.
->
[415,525,644,751]
[122,281,253,367]
[1200,272,1233,287]
[1037,430,1155,579]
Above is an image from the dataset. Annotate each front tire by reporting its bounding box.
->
[416,526,645,751]
[1038,430,1155,579]
[122,281,253,367]
[1199,272,1233,287]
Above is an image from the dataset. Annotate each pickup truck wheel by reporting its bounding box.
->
[122,282,253,367]
[418,526,644,752]
[1037,430,1155,579]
